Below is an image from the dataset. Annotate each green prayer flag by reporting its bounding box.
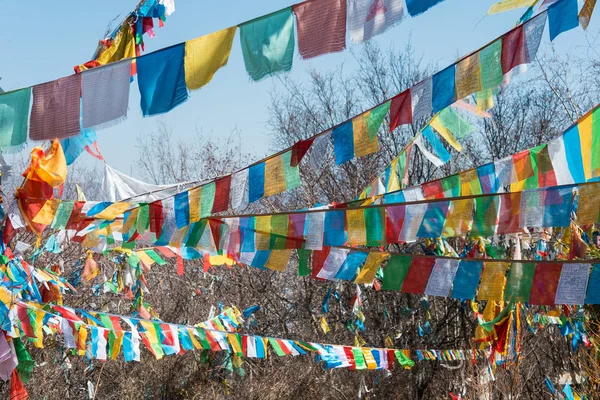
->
[437,108,474,140]
[51,201,74,230]
[195,329,212,349]
[239,8,295,81]
[504,263,535,303]
[394,350,415,368]
[270,214,288,250]
[282,150,301,190]
[441,175,460,197]
[351,347,367,370]
[298,249,311,276]
[145,249,167,265]
[523,145,543,190]
[382,256,412,290]
[14,338,34,382]
[479,39,503,90]
[185,221,205,248]
[368,101,391,140]
[127,253,141,267]
[268,338,286,356]
[0,88,31,151]
[365,208,384,246]
[592,108,600,175]
[200,182,216,218]
[471,196,499,237]
[136,204,150,234]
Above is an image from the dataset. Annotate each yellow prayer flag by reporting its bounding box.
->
[209,254,236,267]
[459,169,482,195]
[188,328,202,349]
[442,199,474,237]
[32,199,61,225]
[477,262,509,301]
[320,316,330,334]
[353,113,379,157]
[96,24,136,66]
[580,0,598,30]
[456,54,482,100]
[94,202,131,220]
[188,187,202,223]
[33,309,45,348]
[255,216,272,250]
[578,111,594,180]
[362,348,378,370]
[387,159,401,192]
[488,0,536,14]
[169,226,189,248]
[136,250,156,267]
[355,252,390,284]
[346,209,367,246]
[77,325,88,356]
[476,89,495,111]
[122,208,139,233]
[430,116,463,151]
[264,155,287,197]
[265,249,292,272]
[110,332,124,360]
[184,27,237,90]
[577,183,600,224]
[227,333,243,355]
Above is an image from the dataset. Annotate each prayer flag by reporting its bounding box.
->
[174,191,190,229]
[524,13,546,61]
[455,53,482,100]
[405,0,445,16]
[401,257,435,294]
[137,44,188,116]
[333,121,355,164]
[480,39,503,90]
[424,259,460,297]
[585,264,600,304]
[399,203,427,242]
[504,262,535,303]
[417,200,449,238]
[422,126,451,164]
[529,263,562,305]
[355,252,389,284]
[555,263,590,304]
[577,183,600,224]
[477,262,509,301]
[410,78,433,123]
[548,0,579,41]
[501,25,527,74]
[239,8,295,81]
[184,27,237,91]
[81,59,131,129]
[335,251,369,280]
[432,65,456,113]
[382,255,411,290]
[293,0,346,58]
[30,75,81,140]
[317,248,349,280]
[451,260,483,300]
[472,196,499,236]
[579,0,598,30]
[248,163,266,202]
[389,90,412,130]
[353,112,380,157]
[0,88,30,151]
[347,209,367,246]
[347,0,405,43]
[442,199,473,237]
[323,210,346,247]
[488,0,536,14]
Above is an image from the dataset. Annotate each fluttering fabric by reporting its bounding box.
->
[60,128,98,165]
[184,27,237,91]
[0,88,31,152]
[488,0,536,14]
[293,0,346,59]
[548,0,579,41]
[137,43,188,116]
[81,59,132,129]
[405,0,445,16]
[347,0,406,43]
[29,75,82,141]
[239,8,295,81]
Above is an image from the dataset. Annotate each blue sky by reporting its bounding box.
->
[0,0,593,179]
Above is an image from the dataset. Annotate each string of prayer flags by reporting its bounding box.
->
[184,27,237,91]
[347,0,405,43]
[548,0,579,41]
[29,75,81,141]
[81,59,132,130]
[137,43,188,116]
[293,0,346,59]
[239,8,295,81]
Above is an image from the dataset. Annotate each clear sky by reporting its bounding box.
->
[0,0,593,179]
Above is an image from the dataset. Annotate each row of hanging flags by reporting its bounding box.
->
[0,289,488,369]
[0,0,584,158]
[13,98,600,244]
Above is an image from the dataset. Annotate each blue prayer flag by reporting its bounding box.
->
[451,260,483,300]
[422,126,451,164]
[137,43,188,116]
[586,264,600,304]
[406,0,446,16]
[323,210,346,246]
[240,217,256,252]
[548,0,579,41]
[543,186,574,227]
[477,163,499,194]
[417,201,449,238]
[563,125,585,184]
[335,252,369,280]
[333,121,355,165]
[174,191,190,229]
[248,163,266,202]
[432,65,456,113]
[251,250,271,270]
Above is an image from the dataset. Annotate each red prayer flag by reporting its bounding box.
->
[10,370,28,400]
[385,205,405,244]
[422,180,444,199]
[293,0,347,59]
[497,192,521,234]
[149,200,164,237]
[343,346,356,370]
[501,25,527,74]
[401,257,435,294]
[290,137,315,167]
[529,263,562,305]
[389,90,412,131]
[512,149,534,181]
[311,248,331,281]
[17,306,35,338]
[212,176,231,213]
[177,249,184,276]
